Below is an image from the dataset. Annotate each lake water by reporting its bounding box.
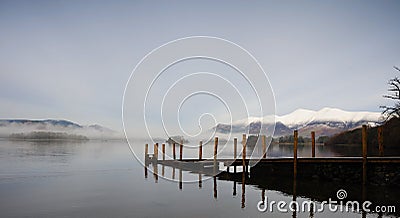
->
[0,139,398,217]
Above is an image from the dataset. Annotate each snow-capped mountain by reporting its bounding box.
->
[214,107,384,137]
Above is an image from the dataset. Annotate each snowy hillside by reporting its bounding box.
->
[214,107,384,136]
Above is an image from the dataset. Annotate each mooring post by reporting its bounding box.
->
[234,137,237,158]
[179,140,183,161]
[311,131,316,158]
[234,137,237,173]
[154,143,158,161]
[162,143,165,161]
[293,130,298,180]
[242,134,247,173]
[145,144,148,160]
[378,126,384,157]
[214,137,218,174]
[262,135,267,159]
[362,125,367,185]
[172,143,176,160]
[199,140,203,160]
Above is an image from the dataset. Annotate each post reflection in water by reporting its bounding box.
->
[310,198,314,218]
[144,165,148,179]
[241,171,245,209]
[213,176,217,199]
[292,178,296,218]
[233,181,237,196]
[153,164,158,183]
[179,168,182,190]
[261,188,265,207]
[198,174,202,189]
[141,160,399,218]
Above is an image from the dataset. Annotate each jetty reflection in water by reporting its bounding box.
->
[144,142,400,218]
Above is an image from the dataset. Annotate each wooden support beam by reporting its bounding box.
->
[293,130,298,180]
[311,131,316,158]
[262,135,267,159]
[234,138,237,159]
[162,143,165,161]
[145,143,148,160]
[154,143,158,161]
[242,134,247,173]
[378,126,384,157]
[214,137,218,174]
[199,140,203,160]
[362,125,367,185]
[234,138,237,173]
[179,140,183,161]
[172,143,176,160]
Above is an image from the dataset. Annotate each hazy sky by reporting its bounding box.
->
[1,0,399,133]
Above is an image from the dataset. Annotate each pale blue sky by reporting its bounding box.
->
[0,0,399,133]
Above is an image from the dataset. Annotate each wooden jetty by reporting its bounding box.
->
[145,125,400,186]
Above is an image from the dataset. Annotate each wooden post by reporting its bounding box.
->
[172,143,176,160]
[214,137,218,161]
[262,135,267,159]
[242,134,247,173]
[293,130,298,180]
[234,138,237,158]
[145,144,148,160]
[362,125,367,185]
[234,137,237,173]
[214,137,218,174]
[154,143,158,161]
[199,140,203,160]
[311,131,316,158]
[378,126,384,157]
[179,140,183,161]
[162,143,165,161]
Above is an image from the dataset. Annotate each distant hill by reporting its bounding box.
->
[9,131,88,141]
[214,107,383,137]
[325,117,400,156]
[0,119,118,139]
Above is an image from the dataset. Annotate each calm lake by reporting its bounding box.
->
[0,139,398,217]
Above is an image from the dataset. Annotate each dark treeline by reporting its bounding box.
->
[277,135,329,144]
